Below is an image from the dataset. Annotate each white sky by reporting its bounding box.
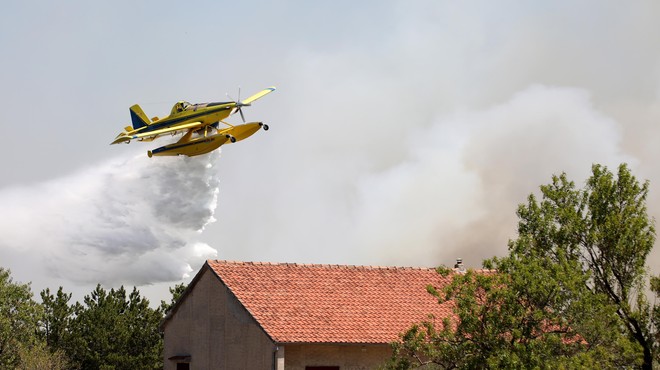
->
[1,1,659,305]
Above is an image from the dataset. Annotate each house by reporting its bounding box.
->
[161,260,455,370]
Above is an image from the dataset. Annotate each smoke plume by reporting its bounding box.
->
[211,84,647,271]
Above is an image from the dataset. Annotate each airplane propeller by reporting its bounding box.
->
[227,87,251,123]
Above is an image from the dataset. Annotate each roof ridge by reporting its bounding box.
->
[207,259,437,270]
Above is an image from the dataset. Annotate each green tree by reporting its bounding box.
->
[650,275,660,366]
[389,164,657,369]
[578,164,656,368]
[0,268,43,369]
[16,340,70,370]
[390,265,635,369]
[512,163,656,368]
[67,285,163,370]
[159,282,187,315]
[40,287,73,351]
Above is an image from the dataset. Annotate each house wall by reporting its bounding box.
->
[163,267,275,370]
[284,343,392,370]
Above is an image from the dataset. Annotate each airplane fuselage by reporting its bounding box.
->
[131,102,235,138]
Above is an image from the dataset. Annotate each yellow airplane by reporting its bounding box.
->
[111,86,275,157]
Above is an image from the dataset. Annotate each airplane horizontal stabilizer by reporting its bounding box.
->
[111,135,130,145]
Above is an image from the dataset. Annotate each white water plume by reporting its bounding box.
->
[0,149,221,286]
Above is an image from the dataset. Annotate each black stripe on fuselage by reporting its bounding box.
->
[207,101,233,107]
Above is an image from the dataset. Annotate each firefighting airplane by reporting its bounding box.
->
[111,87,275,157]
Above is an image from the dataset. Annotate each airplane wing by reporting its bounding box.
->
[111,121,205,144]
[242,86,276,105]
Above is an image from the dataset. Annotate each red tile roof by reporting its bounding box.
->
[206,260,455,344]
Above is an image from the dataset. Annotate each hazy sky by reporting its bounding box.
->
[1,1,659,304]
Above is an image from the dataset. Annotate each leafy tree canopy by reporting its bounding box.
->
[389,164,658,369]
[65,285,163,370]
[0,268,43,368]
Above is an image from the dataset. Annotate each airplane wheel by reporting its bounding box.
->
[230,136,236,143]
[263,124,269,131]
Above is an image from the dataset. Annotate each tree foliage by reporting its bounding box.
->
[1,267,190,369]
[65,285,163,370]
[0,268,43,368]
[160,282,187,315]
[389,164,658,369]
[651,275,660,365]
[41,284,167,369]
[16,340,70,370]
[40,287,73,351]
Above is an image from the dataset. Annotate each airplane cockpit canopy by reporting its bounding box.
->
[171,101,191,115]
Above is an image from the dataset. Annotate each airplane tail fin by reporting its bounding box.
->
[129,104,151,130]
